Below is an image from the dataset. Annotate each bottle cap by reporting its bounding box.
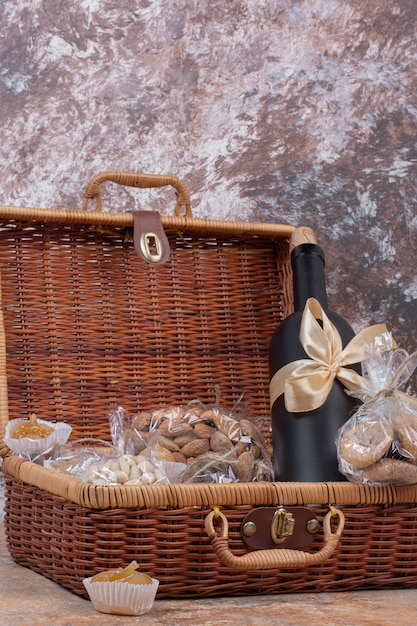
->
[289,227,317,253]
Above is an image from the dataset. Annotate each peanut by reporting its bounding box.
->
[113,470,129,484]
[86,451,171,486]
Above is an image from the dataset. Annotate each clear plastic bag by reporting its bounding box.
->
[46,438,170,486]
[109,405,148,455]
[337,333,417,486]
[46,396,273,485]
[127,398,273,484]
[82,452,168,486]
[44,438,120,478]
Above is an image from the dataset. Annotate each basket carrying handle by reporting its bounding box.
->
[204,508,345,570]
[82,171,192,217]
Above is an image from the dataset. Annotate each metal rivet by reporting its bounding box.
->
[242,521,257,537]
[306,519,321,534]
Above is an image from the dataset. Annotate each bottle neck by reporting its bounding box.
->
[291,243,328,311]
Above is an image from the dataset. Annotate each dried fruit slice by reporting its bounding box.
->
[11,413,54,440]
[91,561,152,585]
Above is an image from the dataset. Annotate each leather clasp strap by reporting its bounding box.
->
[132,210,170,265]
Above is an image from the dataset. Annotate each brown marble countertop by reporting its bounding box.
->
[1,522,417,626]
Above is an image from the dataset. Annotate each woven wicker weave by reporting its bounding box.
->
[2,172,417,598]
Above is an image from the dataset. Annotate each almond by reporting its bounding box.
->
[132,411,152,431]
[155,420,176,436]
[153,434,180,452]
[237,450,255,482]
[170,421,194,435]
[210,430,233,453]
[200,409,215,424]
[185,406,204,421]
[180,438,210,458]
[251,444,261,459]
[194,422,216,439]
[239,419,260,442]
[212,411,241,441]
[174,430,200,447]
[235,441,248,456]
[171,452,187,464]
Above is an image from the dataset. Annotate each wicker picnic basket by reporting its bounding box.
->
[1,172,417,599]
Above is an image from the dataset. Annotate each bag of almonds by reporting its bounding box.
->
[130,400,273,483]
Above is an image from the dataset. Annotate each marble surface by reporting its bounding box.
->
[2,521,417,626]
[0,1,417,519]
[0,0,416,364]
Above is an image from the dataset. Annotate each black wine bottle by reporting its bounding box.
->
[269,227,360,482]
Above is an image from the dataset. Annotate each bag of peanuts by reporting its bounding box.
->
[336,332,417,486]
[44,411,185,485]
[45,437,172,486]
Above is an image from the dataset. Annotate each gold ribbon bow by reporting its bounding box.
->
[269,298,390,413]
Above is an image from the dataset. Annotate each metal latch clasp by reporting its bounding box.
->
[271,507,295,544]
[132,211,171,265]
[139,231,163,263]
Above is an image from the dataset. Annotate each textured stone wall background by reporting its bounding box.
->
[1,0,416,376]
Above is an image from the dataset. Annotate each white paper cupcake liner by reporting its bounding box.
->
[83,576,159,616]
[153,460,187,483]
[4,419,72,460]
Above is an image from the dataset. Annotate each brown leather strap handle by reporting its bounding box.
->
[205,508,345,570]
[82,171,192,217]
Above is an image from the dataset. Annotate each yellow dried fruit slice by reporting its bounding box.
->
[126,571,153,585]
[11,414,54,440]
[91,561,152,585]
